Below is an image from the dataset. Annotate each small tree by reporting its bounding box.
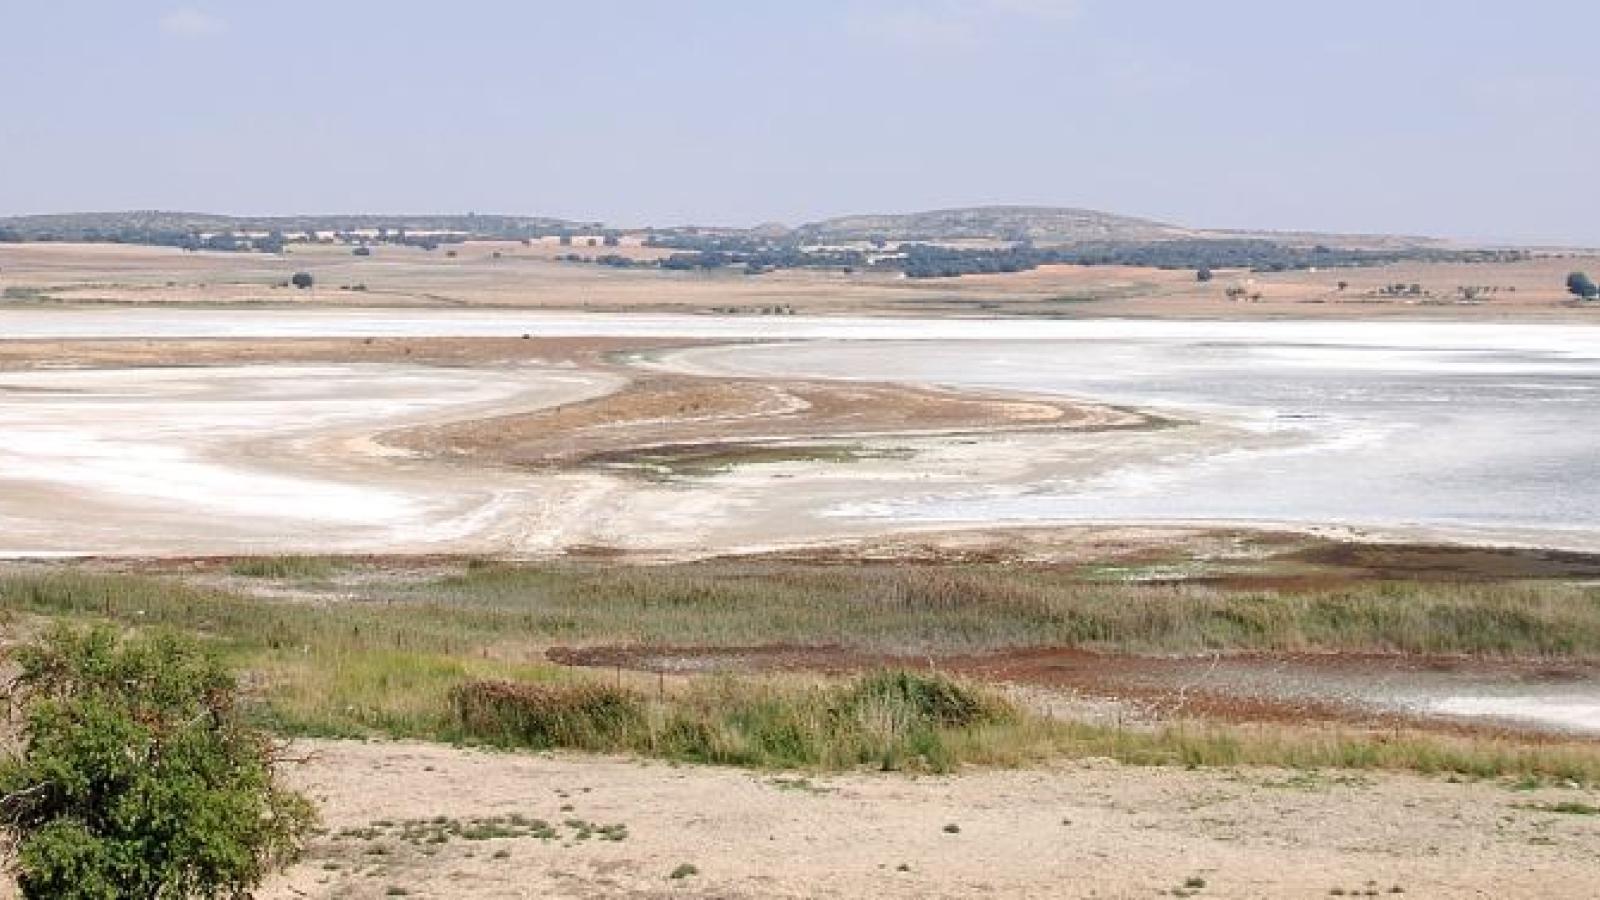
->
[290,271,314,290]
[1195,266,1213,282]
[0,626,315,899]
[1567,271,1598,300]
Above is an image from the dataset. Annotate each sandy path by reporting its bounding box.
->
[261,739,1600,899]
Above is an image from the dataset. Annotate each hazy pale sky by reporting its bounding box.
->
[2,1,1596,243]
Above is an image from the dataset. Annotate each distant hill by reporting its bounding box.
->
[0,206,1451,252]
[0,211,596,239]
[794,205,1447,250]
[795,205,1194,245]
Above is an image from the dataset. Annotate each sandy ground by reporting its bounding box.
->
[390,372,1137,469]
[3,241,1598,319]
[255,739,1600,899]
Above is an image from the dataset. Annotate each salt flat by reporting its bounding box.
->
[1,310,1597,555]
[0,363,622,555]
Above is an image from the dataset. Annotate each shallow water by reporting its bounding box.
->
[675,330,1600,545]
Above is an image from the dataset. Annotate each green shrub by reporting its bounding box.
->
[0,626,316,899]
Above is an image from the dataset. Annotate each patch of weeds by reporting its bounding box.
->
[1251,771,1373,792]
[1519,801,1599,816]
[669,863,699,880]
[595,442,915,482]
[340,812,594,849]
[770,776,833,795]
[228,555,340,579]
[942,824,961,834]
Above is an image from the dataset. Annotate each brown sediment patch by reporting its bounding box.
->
[546,643,1600,740]
[1281,542,1600,582]
[733,528,1600,582]
[388,374,1147,470]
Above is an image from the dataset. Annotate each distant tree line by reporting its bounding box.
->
[897,241,1528,278]
[620,239,1529,279]
[0,216,610,254]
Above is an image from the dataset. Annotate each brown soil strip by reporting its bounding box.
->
[546,643,1600,741]
[389,373,1143,469]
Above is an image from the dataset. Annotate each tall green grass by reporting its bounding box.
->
[228,555,339,580]
[394,562,1600,657]
[452,671,1010,772]
[4,567,1600,781]
[8,565,1599,660]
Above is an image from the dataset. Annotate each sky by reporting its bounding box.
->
[1,1,1597,244]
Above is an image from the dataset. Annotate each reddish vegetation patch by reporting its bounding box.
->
[547,644,1600,740]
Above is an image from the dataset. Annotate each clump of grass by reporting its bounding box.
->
[451,670,1010,773]
[668,863,699,880]
[453,681,644,750]
[229,555,339,579]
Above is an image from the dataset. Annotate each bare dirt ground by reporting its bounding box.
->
[391,372,1140,470]
[258,739,1600,899]
[4,241,1597,319]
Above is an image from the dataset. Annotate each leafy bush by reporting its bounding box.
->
[0,626,315,899]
